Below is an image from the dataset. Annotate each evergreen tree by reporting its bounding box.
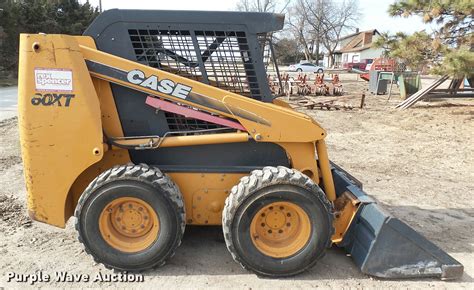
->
[0,0,99,76]
[374,0,473,77]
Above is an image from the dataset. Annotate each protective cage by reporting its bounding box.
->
[84,9,281,103]
[82,9,289,171]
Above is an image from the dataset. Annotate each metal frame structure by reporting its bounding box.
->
[84,9,283,103]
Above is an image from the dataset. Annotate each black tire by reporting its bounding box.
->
[296,68,303,72]
[75,163,185,271]
[317,68,324,73]
[222,166,334,277]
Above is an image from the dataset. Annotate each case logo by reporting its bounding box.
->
[126,69,192,99]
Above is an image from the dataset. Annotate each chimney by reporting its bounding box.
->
[355,28,359,33]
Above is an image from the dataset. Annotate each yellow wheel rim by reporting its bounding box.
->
[250,201,311,258]
[99,197,159,253]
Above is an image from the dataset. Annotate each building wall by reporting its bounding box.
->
[342,52,361,63]
[341,47,384,64]
[324,53,343,68]
[360,47,384,59]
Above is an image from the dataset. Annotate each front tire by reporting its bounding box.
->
[75,164,185,271]
[222,166,333,277]
[317,68,324,73]
[296,68,303,72]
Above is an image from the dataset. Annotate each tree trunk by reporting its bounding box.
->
[304,46,312,61]
[315,40,320,62]
[328,53,335,68]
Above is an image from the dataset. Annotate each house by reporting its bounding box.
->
[324,29,384,68]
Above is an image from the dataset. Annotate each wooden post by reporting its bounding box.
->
[360,93,366,108]
[387,72,395,101]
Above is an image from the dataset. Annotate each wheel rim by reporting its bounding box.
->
[99,197,160,253]
[250,201,311,258]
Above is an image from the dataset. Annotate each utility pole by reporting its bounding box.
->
[99,0,102,12]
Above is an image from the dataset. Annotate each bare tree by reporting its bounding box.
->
[236,0,291,13]
[288,0,360,65]
[237,0,360,66]
[287,0,314,60]
[318,0,360,67]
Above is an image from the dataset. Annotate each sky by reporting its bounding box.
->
[81,0,435,35]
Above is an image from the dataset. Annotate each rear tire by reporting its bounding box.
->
[317,68,323,73]
[296,68,303,72]
[222,166,333,277]
[75,163,185,271]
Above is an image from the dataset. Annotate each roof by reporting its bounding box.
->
[339,31,361,41]
[85,9,285,36]
[339,29,380,53]
[340,29,378,41]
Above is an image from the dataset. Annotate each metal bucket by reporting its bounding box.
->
[331,163,464,280]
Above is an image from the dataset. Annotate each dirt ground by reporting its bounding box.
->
[1,75,473,288]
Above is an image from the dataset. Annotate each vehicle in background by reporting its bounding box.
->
[343,58,373,71]
[288,62,324,73]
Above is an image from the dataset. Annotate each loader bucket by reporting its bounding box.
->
[331,163,464,280]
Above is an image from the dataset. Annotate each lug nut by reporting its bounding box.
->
[286,223,291,227]
[268,229,272,234]
[261,223,265,227]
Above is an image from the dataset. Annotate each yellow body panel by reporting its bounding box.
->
[331,192,360,243]
[168,173,246,225]
[18,34,103,227]
[18,34,354,233]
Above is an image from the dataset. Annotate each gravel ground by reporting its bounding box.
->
[0,76,473,288]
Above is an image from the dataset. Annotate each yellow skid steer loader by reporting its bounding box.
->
[17,10,463,279]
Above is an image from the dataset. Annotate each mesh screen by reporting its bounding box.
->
[164,111,222,131]
[128,28,275,132]
[128,29,267,98]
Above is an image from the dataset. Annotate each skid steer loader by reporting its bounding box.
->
[18,9,463,279]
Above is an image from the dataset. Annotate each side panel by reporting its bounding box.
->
[64,37,133,221]
[132,141,290,171]
[108,85,291,170]
[18,34,103,227]
[168,173,246,225]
